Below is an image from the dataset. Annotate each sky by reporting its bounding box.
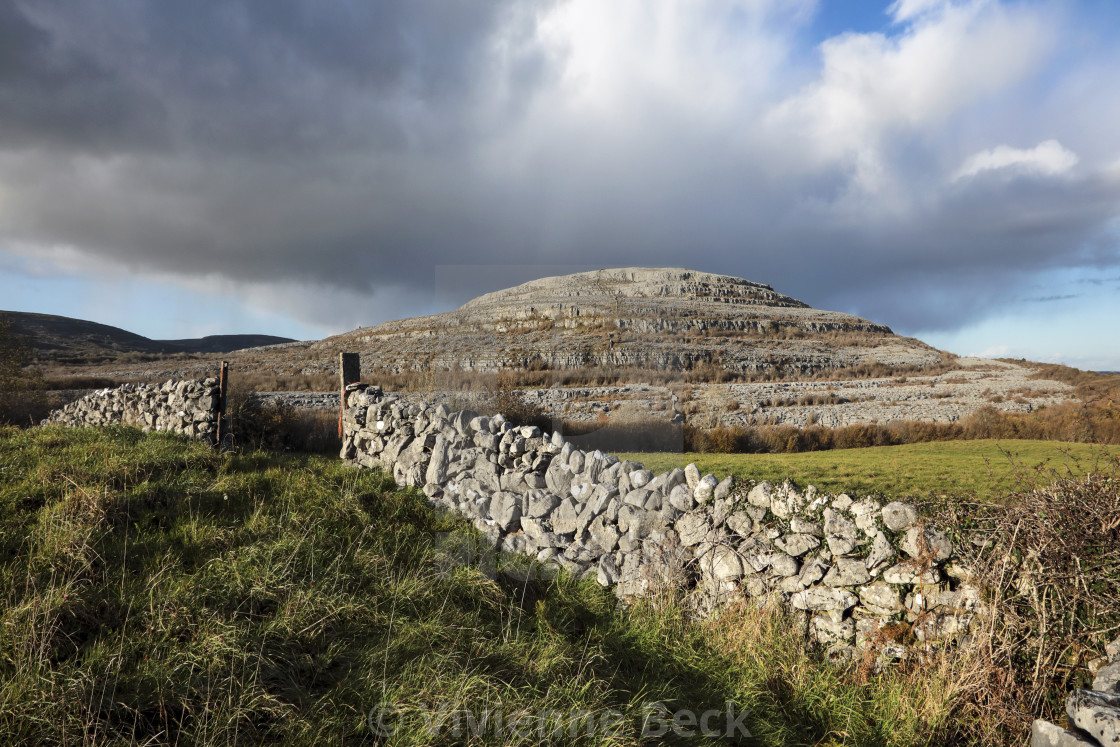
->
[1,0,1119,369]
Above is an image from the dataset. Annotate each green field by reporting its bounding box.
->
[1,425,980,745]
[622,439,1119,503]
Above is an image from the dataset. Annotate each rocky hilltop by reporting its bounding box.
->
[317,268,942,376]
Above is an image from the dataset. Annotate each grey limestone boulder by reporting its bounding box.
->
[823,509,858,539]
[694,473,719,503]
[684,463,701,490]
[774,533,820,558]
[823,558,871,587]
[790,517,823,536]
[901,525,953,561]
[713,475,735,502]
[790,587,859,612]
[1031,719,1096,747]
[1066,689,1120,746]
[883,561,941,585]
[811,614,855,647]
[668,484,696,512]
[747,481,773,508]
[858,582,903,616]
[676,513,710,546]
[629,469,653,488]
[882,501,919,532]
[769,553,800,577]
[1094,661,1120,694]
[526,493,561,519]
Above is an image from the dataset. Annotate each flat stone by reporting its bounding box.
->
[790,587,859,612]
[1031,719,1096,747]
[858,582,902,615]
[790,517,823,536]
[823,558,871,587]
[883,561,941,585]
[774,533,820,557]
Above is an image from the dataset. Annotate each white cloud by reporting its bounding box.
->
[764,0,1053,198]
[954,139,1080,180]
[969,344,1012,358]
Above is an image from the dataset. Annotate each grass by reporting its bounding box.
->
[0,425,982,745]
[621,439,1119,503]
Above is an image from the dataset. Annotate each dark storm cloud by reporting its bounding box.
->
[0,0,1118,334]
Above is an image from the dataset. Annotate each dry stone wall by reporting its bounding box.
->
[46,378,222,442]
[341,384,980,660]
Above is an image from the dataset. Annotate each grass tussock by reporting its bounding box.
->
[1,425,988,745]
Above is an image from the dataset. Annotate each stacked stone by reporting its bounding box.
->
[1033,639,1120,746]
[342,385,980,660]
[46,378,221,441]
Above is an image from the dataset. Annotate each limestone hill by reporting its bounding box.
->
[315,268,942,376]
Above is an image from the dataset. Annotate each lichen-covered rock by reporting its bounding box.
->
[790,587,859,612]
[774,533,820,558]
[1030,719,1096,746]
[823,559,871,587]
[901,525,953,561]
[1066,689,1120,746]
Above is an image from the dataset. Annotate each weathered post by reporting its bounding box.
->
[215,361,229,447]
[339,352,361,438]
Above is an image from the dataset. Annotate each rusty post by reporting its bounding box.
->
[339,352,361,438]
[215,361,229,447]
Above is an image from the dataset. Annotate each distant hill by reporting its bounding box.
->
[305,267,944,376]
[1,311,295,362]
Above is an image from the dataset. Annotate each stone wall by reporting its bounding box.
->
[46,378,223,442]
[1033,644,1120,746]
[341,384,980,660]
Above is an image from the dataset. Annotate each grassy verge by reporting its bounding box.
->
[621,439,1119,502]
[0,425,982,745]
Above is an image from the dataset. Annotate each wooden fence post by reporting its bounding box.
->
[339,352,361,438]
[215,361,229,447]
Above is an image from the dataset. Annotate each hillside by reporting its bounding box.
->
[313,267,943,377]
[1,310,294,362]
